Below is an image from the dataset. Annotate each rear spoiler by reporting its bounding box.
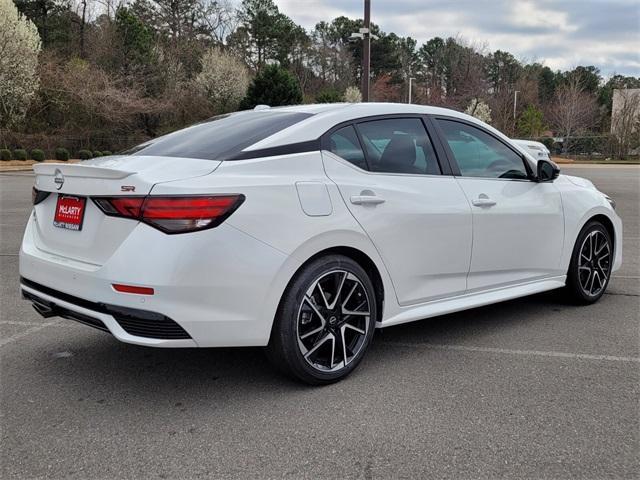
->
[33,163,136,180]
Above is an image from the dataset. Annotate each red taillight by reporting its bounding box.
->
[93,195,244,234]
[112,283,154,295]
[110,197,145,217]
[143,196,239,219]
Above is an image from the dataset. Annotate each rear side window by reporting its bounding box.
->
[356,118,441,175]
[328,125,367,169]
[125,111,313,160]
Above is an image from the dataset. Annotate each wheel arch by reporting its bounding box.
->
[586,213,615,246]
[574,212,617,262]
[301,246,385,323]
[270,245,387,339]
[566,211,618,278]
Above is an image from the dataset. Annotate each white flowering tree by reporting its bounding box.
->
[194,48,249,113]
[0,0,41,129]
[343,86,362,103]
[465,98,492,124]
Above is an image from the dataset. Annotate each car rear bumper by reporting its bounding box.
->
[21,278,197,347]
[19,212,295,347]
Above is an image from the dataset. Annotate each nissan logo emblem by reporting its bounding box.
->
[54,169,64,190]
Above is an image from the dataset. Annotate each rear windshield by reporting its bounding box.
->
[125,111,313,160]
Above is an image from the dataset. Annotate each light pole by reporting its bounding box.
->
[362,0,371,102]
[350,1,376,102]
[513,90,520,120]
[408,77,416,104]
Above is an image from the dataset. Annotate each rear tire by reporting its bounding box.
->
[266,255,377,385]
[565,221,612,304]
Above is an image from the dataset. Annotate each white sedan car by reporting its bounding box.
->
[20,103,622,384]
[512,138,552,162]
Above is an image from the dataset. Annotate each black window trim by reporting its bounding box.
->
[230,139,320,160]
[429,114,535,181]
[320,113,453,176]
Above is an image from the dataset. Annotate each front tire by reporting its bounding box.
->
[266,255,377,385]
[565,221,613,304]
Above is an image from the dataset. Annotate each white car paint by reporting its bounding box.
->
[20,103,622,350]
[454,177,565,291]
[322,150,472,305]
[512,139,552,162]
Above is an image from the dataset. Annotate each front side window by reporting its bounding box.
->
[356,118,441,175]
[125,111,313,161]
[436,119,529,179]
[328,125,367,170]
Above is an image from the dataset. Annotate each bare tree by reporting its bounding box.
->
[488,88,517,135]
[611,88,640,158]
[71,0,89,57]
[93,0,126,20]
[547,75,599,153]
[198,0,237,44]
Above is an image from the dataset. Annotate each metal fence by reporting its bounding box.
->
[522,135,638,159]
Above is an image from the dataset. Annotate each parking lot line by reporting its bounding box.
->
[1,320,50,326]
[380,341,640,363]
[0,319,61,348]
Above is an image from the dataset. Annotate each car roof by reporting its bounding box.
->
[245,103,490,151]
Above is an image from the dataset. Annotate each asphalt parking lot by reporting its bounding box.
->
[1,165,638,479]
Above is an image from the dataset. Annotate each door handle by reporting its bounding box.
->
[350,194,385,205]
[472,195,496,207]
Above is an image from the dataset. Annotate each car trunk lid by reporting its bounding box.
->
[30,156,221,265]
[33,155,220,196]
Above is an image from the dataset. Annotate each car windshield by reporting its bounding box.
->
[124,111,313,160]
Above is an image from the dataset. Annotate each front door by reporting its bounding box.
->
[434,117,565,292]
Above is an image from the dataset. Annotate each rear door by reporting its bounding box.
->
[322,116,472,306]
[433,117,565,291]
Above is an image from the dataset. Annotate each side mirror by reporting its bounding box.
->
[537,159,560,182]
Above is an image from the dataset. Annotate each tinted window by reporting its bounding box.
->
[125,111,313,160]
[437,119,528,179]
[357,118,441,175]
[328,125,367,169]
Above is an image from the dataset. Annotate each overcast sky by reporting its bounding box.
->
[273,0,640,77]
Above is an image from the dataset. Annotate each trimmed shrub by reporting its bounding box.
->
[55,148,70,161]
[92,151,102,157]
[12,149,28,160]
[564,135,615,156]
[315,88,343,103]
[78,149,92,160]
[101,150,112,156]
[30,149,45,162]
[0,149,12,161]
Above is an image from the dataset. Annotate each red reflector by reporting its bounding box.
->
[112,284,154,295]
[142,196,240,219]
